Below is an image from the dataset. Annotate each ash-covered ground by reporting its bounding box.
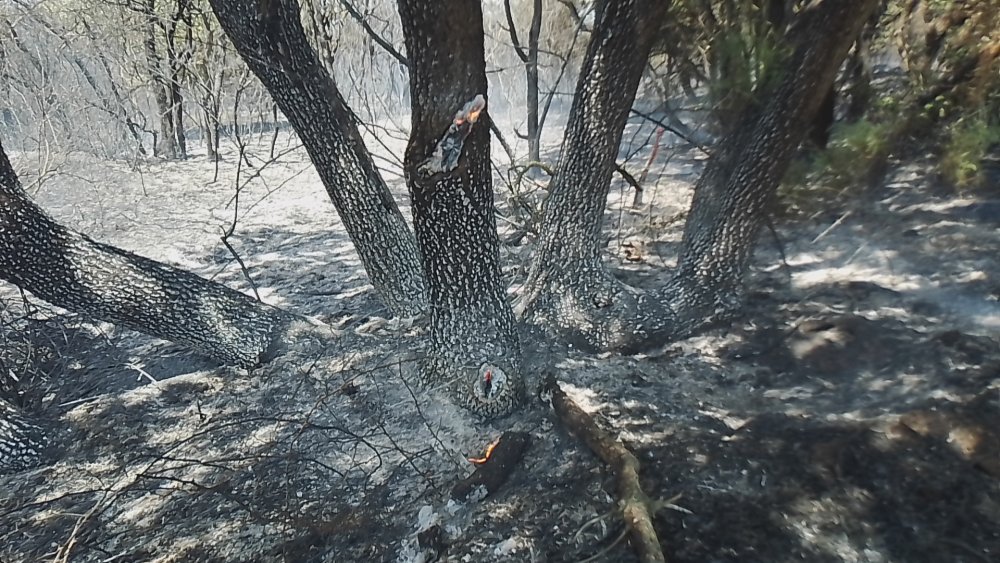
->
[1,126,998,563]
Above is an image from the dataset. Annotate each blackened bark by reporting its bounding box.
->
[0,141,293,368]
[526,0,542,163]
[0,398,50,474]
[518,0,672,352]
[808,86,836,149]
[396,0,522,417]
[210,0,426,318]
[666,0,881,330]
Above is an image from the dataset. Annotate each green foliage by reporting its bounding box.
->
[940,116,1000,189]
[779,118,896,213]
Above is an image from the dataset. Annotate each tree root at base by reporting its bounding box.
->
[544,378,667,563]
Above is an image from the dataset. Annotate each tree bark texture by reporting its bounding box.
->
[667,0,882,330]
[0,140,292,368]
[518,0,672,352]
[210,0,427,318]
[0,398,50,474]
[521,0,879,351]
[396,0,522,417]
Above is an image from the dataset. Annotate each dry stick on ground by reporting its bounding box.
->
[544,378,666,563]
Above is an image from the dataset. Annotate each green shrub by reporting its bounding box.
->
[939,116,1000,189]
[779,118,895,213]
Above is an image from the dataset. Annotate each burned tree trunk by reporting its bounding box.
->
[518,0,672,352]
[521,0,879,351]
[0,141,293,368]
[209,0,426,318]
[396,0,522,417]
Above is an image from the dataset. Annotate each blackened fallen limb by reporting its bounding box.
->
[451,431,530,502]
[545,379,666,563]
[0,139,292,369]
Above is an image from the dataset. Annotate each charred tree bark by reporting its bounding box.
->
[0,398,50,474]
[210,0,426,318]
[396,0,522,417]
[0,140,293,368]
[521,0,879,351]
[518,0,672,352]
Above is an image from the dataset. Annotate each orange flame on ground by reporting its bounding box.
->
[469,437,501,465]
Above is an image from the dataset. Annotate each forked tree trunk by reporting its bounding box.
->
[0,142,292,368]
[396,0,522,417]
[521,0,880,351]
[209,0,427,318]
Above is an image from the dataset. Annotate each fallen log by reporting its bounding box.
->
[544,378,666,563]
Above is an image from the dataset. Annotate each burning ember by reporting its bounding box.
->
[468,436,501,465]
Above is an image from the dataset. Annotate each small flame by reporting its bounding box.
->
[468,437,501,465]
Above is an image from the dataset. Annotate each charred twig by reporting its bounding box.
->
[337,0,408,66]
[544,379,667,563]
[614,163,643,208]
[450,431,530,502]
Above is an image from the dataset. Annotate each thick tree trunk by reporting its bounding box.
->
[521,0,879,351]
[396,0,522,417]
[209,0,426,318]
[0,141,293,368]
[0,398,50,474]
[666,0,881,331]
[518,0,672,352]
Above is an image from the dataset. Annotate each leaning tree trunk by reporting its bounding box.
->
[521,0,880,351]
[396,0,522,417]
[209,0,426,318]
[666,0,880,330]
[518,0,672,352]
[0,141,292,368]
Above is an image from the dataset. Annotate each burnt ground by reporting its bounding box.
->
[0,132,998,563]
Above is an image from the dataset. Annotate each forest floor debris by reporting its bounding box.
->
[1,133,998,562]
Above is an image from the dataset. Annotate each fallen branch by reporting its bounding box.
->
[451,431,530,502]
[544,379,666,563]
